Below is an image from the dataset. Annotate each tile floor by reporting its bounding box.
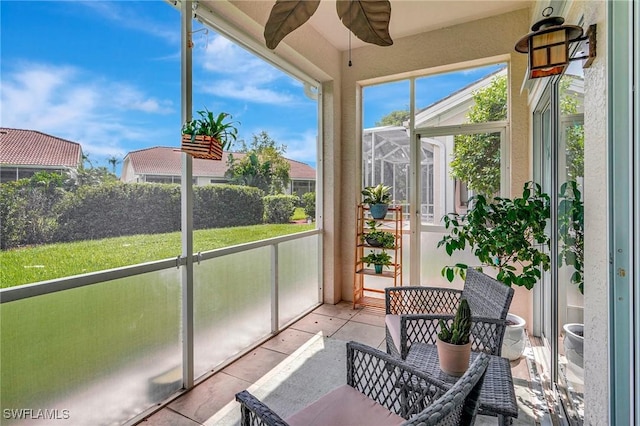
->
[136,302,547,425]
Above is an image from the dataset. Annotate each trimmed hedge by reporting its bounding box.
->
[54,183,181,242]
[264,194,299,224]
[193,184,264,229]
[55,184,266,242]
[0,182,268,248]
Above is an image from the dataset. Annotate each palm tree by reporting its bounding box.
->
[106,155,121,175]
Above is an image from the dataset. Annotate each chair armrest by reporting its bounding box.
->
[346,341,448,419]
[235,390,289,426]
[400,315,507,358]
[385,286,462,315]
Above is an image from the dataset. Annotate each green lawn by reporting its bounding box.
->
[0,223,314,288]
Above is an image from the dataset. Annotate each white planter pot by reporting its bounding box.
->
[501,313,526,361]
[563,323,584,369]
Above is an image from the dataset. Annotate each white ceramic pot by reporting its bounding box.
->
[563,323,584,368]
[501,313,526,361]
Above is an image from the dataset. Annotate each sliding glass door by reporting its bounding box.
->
[533,61,585,424]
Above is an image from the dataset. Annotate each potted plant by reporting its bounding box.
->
[437,181,551,360]
[361,220,395,248]
[361,183,391,219]
[360,251,392,274]
[181,109,239,160]
[436,298,472,376]
[438,181,551,288]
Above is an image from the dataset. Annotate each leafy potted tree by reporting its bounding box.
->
[361,220,395,248]
[181,109,239,160]
[436,298,472,376]
[360,251,392,274]
[438,181,551,360]
[361,183,391,219]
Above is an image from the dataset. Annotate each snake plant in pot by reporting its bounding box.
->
[436,298,472,376]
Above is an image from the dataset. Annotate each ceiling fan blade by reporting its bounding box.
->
[336,0,393,47]
[264,0,321,49]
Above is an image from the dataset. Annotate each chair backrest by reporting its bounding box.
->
[403,353,490,426]
[462,269,514,320]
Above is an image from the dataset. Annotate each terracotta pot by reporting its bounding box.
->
[436,338,471,377]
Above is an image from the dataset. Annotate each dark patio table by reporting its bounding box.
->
[405,342,518,425]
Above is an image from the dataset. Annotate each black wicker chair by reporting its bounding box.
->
[236,341,490,426]
[385,268,514,359]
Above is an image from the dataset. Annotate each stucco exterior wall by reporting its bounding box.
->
[339,9,531,301]
[578,1,609,423]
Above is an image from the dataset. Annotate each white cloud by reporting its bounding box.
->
[0,62,176,160]
[196,35,296,104]
[79,2,180,45]
[280,129,318,165]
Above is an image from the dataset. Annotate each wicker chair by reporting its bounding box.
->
[236,341,490,426]
[385,268,514,359]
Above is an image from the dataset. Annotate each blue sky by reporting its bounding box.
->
[1,1,502,174]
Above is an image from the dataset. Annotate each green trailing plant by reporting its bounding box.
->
[438,299,472,345]
[361,220,395,248]
[558,180,584,294]
[361,183,391,205]
[182,109,239,151]
[360,251,392,269]
[438,181,551,289]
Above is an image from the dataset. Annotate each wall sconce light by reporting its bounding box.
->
[515,7,597,79]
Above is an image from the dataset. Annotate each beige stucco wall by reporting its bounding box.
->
[578,0,609,424]
[339,9,531,303]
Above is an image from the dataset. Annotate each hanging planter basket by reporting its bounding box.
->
[181,134,223,160]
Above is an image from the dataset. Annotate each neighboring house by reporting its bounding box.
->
[0,127,83,183]
[121,146,316,197]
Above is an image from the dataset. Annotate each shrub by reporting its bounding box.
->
[263,194,299,224]
[0,176,65,249]
[194,184,264,228]
[54,183,181,242]
[302,191,316,219]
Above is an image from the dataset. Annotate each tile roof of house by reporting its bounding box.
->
[0,127,82,167]
[126,146,316,179]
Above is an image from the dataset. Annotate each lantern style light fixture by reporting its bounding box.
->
[515,7,597,79]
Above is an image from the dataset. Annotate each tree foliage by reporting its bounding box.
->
[438,181,551,289]
[375,109,410,127]
[560,77,584,180]
[450,75,507,197]
[225,131,290,194]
